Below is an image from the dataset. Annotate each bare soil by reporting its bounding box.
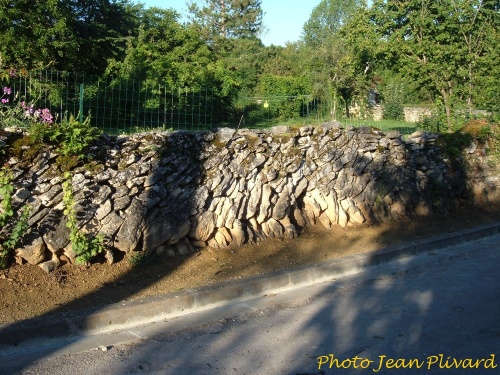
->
[0,204,498,324]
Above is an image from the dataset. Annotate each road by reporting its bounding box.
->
[2,234,499,375]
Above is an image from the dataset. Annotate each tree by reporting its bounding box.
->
[450,0,500,114]
[0,0,139,74]
[188,0,264,46]
[302,0,363,47]
[0,0,76,70]
[106,8,212,88]
[371,0,499,131]
[66,0,140,74]
[302,0,374,118]
[222,37,266,96]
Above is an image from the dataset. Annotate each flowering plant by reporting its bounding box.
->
[0,85,54,129]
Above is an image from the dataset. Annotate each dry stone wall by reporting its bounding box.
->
[6,123,494,270]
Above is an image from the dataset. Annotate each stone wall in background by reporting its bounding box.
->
[6,123,498,271]
[403,107,434,123]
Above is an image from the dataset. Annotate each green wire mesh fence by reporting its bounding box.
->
[3,70,422,136]
[4,71,225,134]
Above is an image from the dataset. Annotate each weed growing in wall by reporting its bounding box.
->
[62,172,104,265]
[0,167,31,269]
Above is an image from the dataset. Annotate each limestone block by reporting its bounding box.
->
[246,182,263,219]
[279,216,297,239]
[94,185,112,205]
[309,189,328,211]
[39,259,59,273]
[318,211,332,229]
[175,241,190,255]
[338,205,349,227]
[215,227,230,243]
[348,205,366,224]
[303,194,320,221]
[323,193,339,225]
[272,187,290,220]
[144,216,190,254]
[415,201,432,216]
[293,176,308,198]
[390,201,406,219]
[100,211,125,237]
[95,199,112,221]
[293,206,309,228]
[40,212,70,253]
[230,220,246,247]
[261,218,284,238]
[216,127,236,142]
[214,230,229,248]
[189,211,216,242]
[114,198,146,253]
[114,195,131,211]
[15,231,46,265]
[215,198,229,227]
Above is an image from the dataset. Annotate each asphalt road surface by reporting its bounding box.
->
[2,234,499,375]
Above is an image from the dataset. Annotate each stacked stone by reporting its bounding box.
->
[6,123,470,270]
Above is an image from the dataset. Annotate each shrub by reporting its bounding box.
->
[45,113,101,158]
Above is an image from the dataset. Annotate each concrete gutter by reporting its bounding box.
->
[1,221,499,350]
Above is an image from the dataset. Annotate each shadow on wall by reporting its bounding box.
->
[0,122,477,371]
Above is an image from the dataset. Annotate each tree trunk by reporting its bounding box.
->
[339,88,351,119]
[220,0,227,39]
[440,87,453,133]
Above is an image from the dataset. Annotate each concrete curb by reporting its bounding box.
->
[1,221,499,349]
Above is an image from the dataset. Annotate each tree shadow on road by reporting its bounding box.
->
[83,234,499,375]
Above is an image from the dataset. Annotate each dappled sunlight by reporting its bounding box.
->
[405,290,434,315]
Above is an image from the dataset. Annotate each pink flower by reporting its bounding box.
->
[2,87,12,95]
[1,98,9,104]
[39,108,54,124]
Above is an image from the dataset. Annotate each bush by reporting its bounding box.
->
[44,113,101,159]
[383,102,404,121]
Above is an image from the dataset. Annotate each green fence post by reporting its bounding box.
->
[79,83,84,123]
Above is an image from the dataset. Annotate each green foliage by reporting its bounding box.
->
[419,115,443,134]
[371,0,499,132]
[302,0,364,47]
[47,113,101,158]
[188,0,264,43]
[0,167,31,269]
[128,251,157,267]
[254,75,312,121]
[62,172,104,265]
[302,1,375,118]
[378,73,411,121]
[23,112,100,165]
[9,135,45,164]
[439,132,474,159]
[0,168,14,228]
[106,8,212,87]
[1,205,31,267]
[0,0,140,74]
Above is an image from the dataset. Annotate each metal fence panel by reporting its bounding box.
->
[3,70,422,137]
